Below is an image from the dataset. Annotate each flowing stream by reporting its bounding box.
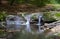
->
[6,13,44,33]
[24,15,31,32]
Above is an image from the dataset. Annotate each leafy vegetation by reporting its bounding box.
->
[0,11,7,21]
[53,12,60,20]
[48,0,60,4]
[8,0,49,7]
[43,12,56,21]
[7,0,60,6]
[0,30,7,37]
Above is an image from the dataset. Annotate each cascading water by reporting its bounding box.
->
[6,13,44,33]
[38,16,44,32]
[25,15,31,32]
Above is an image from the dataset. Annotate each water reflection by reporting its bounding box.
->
[25,15,31,32]
[38,16,44,32]
[6,15,25,31]
[6,13,44,33]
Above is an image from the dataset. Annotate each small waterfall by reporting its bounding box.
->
[6,13,44,33]
[38,16,43,32]
[25,15,31,32]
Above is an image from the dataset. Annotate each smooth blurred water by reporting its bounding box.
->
[6,15,21,30]
[38,16,43,32]
[6,13,44,33]
[25,15,31,32]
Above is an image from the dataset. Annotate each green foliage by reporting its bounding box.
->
[56,0,60,4]
[31,15,37,20]
[49,4,60,11]
[48,0,57,4]
[28,0,49,7]
[0,30,7,37]
[0,11,7,21]
[48,0,60,4]
[53,12,60,20]
[8,0,49,7]
[8,0,28,5]
[55,13,60,17]
[56,33,60,36]
[43,12,56,21]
